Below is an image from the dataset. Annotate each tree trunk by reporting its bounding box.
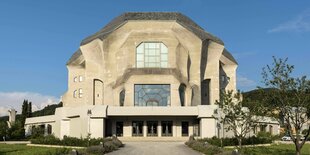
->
[238,138,242,150]
[295,143,301,155]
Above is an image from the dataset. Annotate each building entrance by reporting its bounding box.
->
[161,121,172,137]
[116,122,123,137]
[132,121,143,137]
[147,121,158,136]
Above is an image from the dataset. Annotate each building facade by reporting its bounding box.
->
[25,12,247,139]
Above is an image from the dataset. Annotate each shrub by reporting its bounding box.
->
[62,136,87,146]
[30,135,61,145]
[86,145,106,154]
[31,135,113,147]
[198,135,272,147]
[111,136,123,147]
[104,140,118,153]
[185,137,223,155]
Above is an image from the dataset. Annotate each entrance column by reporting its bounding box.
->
[143,121,147,137]
[200,118,216,138]
[44,124,48,136]
[158,120,162,137]
[90,118,105,138]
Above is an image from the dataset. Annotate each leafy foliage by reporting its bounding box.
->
[185,136,224,155]
[31,102,63,117]
[215,90,257,149]
[199,135,272,147]
[30,135,117,147]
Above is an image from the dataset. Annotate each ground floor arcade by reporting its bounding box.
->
[105,116,200,138]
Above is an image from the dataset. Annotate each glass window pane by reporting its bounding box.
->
[137,44,144,53]
[137,54,144,61]
[134,84,170,107]
[148,43,156,48]
[136,42,168,68]
[137,62,144,68]
[161,43,168,54]
[161,62,168,67]
[161,54,168,61]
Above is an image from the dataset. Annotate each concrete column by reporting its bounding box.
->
[200,118,217,138]
[60,119,70,139]
[173,121,176,137]
[143,121,147,137]
[90,118,105,138]
[171,84,179,106]
[158,121,162,137]
[112,120,116,136]
[44,124,48,136]
[189,122,194,136]
[123,120,131,137]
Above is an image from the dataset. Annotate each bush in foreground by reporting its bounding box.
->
[86,137,123,154]
[31,135,123,154]
[31,135,117,147]
[198,134,272,147]
[185,135,224,155]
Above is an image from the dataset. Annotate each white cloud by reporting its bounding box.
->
[0,92,60,117]
[268,9,310,33]
[237,75,256,88]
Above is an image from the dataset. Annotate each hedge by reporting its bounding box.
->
[31,135,110,147]
[31,135,124,154]
[198,136,272,147]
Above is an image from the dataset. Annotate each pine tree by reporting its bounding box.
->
[21,100,28,126]
[27,102,32,118]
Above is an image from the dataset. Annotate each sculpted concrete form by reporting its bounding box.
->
[25,12,274,139]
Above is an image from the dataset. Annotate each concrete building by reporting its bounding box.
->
[25,12,276,139]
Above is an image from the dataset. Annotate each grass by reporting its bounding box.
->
[226,144,310,155]
[0,144,71,155]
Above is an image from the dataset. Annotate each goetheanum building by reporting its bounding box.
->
[25,12,241,139]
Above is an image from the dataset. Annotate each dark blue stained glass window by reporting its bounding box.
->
[134,84,170,106]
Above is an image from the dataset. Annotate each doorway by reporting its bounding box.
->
[116,122,123,137]
[181,121,189,136]
[132,121,143,137]
[147,121,158,137]
[161,121,173,137]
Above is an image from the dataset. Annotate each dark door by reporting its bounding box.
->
[181,121,189,136]
[132,121,143,137]
[147,121,158,137]
[105,119,112,137]
[161,121,173,137]
[116,122,123,137]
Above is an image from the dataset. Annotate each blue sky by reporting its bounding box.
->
[0,1,310,114]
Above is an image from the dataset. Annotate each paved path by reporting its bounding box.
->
[107,142,202,155]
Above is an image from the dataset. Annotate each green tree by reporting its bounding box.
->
[21,99,28,126]
[215,90,256,150]
[261,57,310,155]
[7,120,24,140]
[0,121,8,140]
[27,102,32,118]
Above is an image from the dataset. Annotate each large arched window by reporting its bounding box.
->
[136,42,168,68]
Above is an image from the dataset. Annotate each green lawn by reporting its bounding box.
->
[0,144,71,155]
[227,144,310,155]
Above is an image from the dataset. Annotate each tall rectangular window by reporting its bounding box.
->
[136,42,168,68]
[134,84,170,106]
